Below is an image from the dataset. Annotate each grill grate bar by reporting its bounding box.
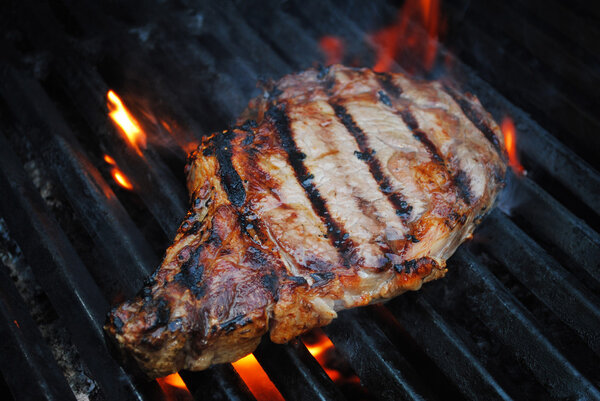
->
[0,261,77,401]
[451,250,600,400]
[324,308,435,401]
[9,0,190,238]
[0,131,159,401]
[0,67,157,299]
[225,1,321,70]
[181,365,258,401]
[386,297,512,401]
[41,61,188,238]
[477,211,600,355]
[511,0,600,56]
[443,0,600,172]
[476,0,600,107]
[254,338,346,401]
[0,69,260,401]
[501,172,600,286]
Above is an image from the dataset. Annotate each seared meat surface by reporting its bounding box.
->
[105,65,506,378]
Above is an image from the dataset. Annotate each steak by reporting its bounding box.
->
[105,65,507,378]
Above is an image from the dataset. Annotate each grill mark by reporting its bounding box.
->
[267,104,354,267]
[398,108,473,205]
[443,85,503,155]
[353,195,394,254]
[241,133,341,273]
[174,245,205,298]
[331,103,413,219]
[376,72,403,98]
[213,130,246,207]
[452,170,472,206]
[398,109,444,165]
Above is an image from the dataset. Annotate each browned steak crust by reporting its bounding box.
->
[104,65,506,378]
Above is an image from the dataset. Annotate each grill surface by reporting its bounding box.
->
[0,0,599,400]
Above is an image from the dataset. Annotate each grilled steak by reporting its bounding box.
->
[105,65,506,378]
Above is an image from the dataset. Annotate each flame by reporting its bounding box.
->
[104,154,134,190]
[501,117,525,175]
[232,354,284,401]
[371,0,441,72]
[156,373,193,401]
[103,154,116,165]
[112,170,134,190]
[13,320,19,329]
[319,36,345,66]
[107,90,146,156]
[303,330,342,382]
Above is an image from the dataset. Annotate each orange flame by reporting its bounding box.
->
[303,330,343,382]
[112,170,134,190]
[232,354,284,401]
[104,154,134,190]
[371,0,441,73]
[501,117,525,175]
[107,90,146,156]
[156,373,193,401]
[319,36,345,66]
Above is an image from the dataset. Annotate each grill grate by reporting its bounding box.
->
[0,0,599,400]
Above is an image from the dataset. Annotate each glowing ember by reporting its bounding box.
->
[319,36,345,66]
[107,90,146,156]
[104,154,116,165]
[501,117,525,175]
[112,170,134,190]
[13,320,19,329]
[104,154,134,190]
[303,330,342,382]
[371,0,441,73]
[232,354,284,401]
[156,373,193,401]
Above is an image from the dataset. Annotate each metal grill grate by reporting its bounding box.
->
[0,0,599,400]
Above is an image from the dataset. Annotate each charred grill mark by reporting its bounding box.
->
[220,315,252,333]
[443,85,503,155]
[246,246,268,268]
[181,221,201,236]
[378,90,393,107]
[406,234,420,243]
[143,298,171,331]
[174,246,205,298]
[394,257,438,275]
[453,170,473,205]
[168,319,182,332]
[331,103,413,219]
[155,299,171,327]
[398,109,444,165]
[317,64,330,79]
[310,272,335,287]
[354,150,374,161]
[207,228,222,248]
[112,315,124,334]
[213,130,246,207]
[398,109,473,205]
[286,275,308,286]
[376,72,403,98]
[261,270,280,301]
[267,104,354,268]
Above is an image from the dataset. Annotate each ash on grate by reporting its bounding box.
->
[0,218,103,401]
